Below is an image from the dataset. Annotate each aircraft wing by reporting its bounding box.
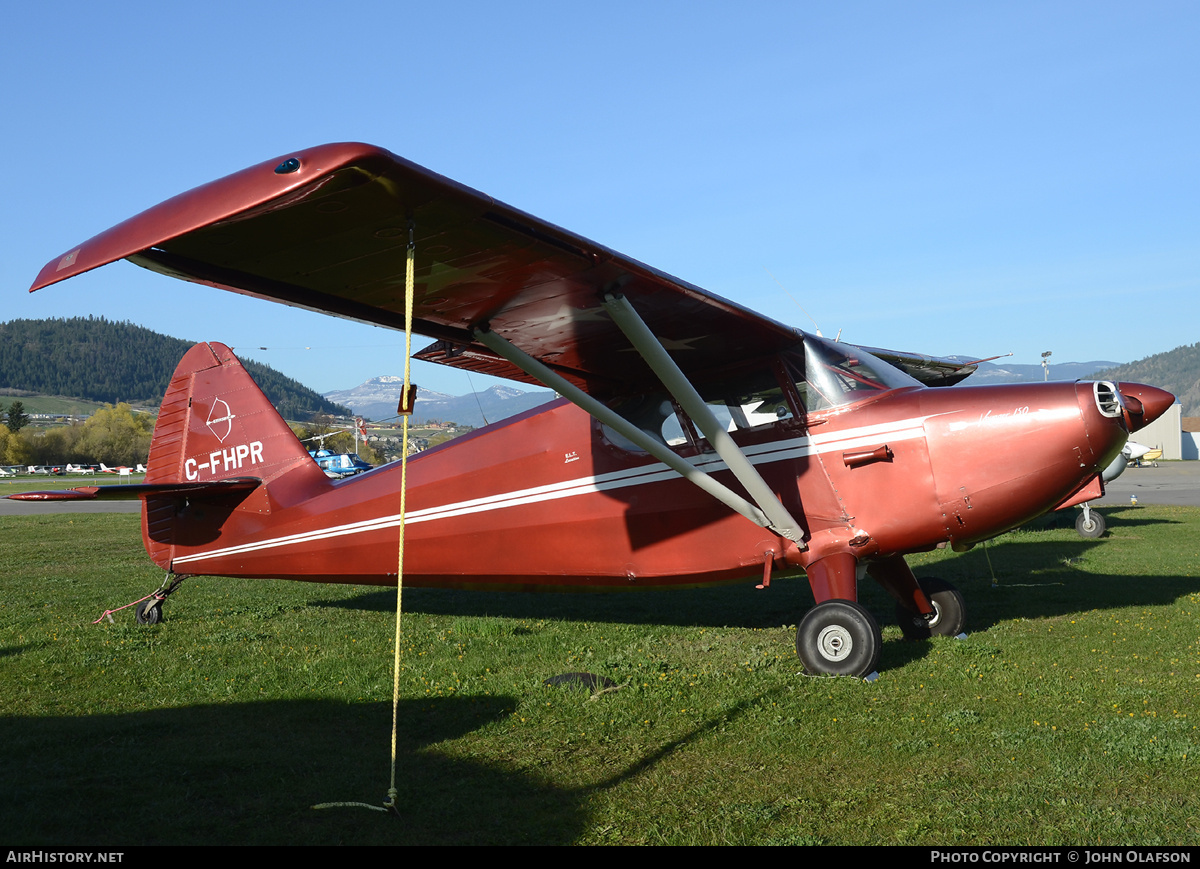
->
[31,143,970,397]
[856,346,977,387]
[31,143,807,398]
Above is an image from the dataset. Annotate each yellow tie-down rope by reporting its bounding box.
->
[313,225,417,818]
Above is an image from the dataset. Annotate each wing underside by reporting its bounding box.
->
[31,142,974,394]
[34,143,808,398]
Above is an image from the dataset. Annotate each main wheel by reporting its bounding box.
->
[896,578,965,640]
[796,600,881,677]
[1075,510,1106,539]
[135,599,163,625]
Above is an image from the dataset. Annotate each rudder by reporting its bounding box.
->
[146,342,314,486]
[143,342,325,569]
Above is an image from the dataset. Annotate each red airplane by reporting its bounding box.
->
[15,143,1174,677]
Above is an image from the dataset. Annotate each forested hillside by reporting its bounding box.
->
[1090,343,1200,416]
[0,317,350,420]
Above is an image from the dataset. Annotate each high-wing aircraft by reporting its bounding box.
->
[14,143,1174,676]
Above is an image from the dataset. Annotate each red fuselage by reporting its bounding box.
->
[152,368,1149,599]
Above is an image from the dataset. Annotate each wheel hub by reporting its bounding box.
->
[816,624,854,661]
[926,600,942,628]
[912,599,944,629]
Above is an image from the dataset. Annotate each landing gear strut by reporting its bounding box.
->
[133,574,189,625]
[895,577,966,640]
[1075,505,1106,538]
[795,599,881,677]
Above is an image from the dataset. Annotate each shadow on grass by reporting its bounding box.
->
[0,694,584,846]
[1024,505,1183,534]
[2,689,771,847]
[314,508,1195,629]
[315,578,818,632]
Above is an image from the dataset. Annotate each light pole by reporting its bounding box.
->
[1041,350,1052,382]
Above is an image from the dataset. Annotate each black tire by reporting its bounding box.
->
[1075,510,1106,539]
[796,599,881,677]
[896,578,966,640]
[135,599,163,625]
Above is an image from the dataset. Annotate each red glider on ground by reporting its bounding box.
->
[16,143,1174,676]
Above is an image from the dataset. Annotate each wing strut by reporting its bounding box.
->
[472,327,775,530]
[601,293,806,547]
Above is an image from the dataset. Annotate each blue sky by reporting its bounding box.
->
[4,2,1197,396]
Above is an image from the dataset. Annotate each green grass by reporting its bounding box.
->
[2,506,1199,845]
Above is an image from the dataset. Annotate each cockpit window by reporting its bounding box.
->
[601,394,691,452]
[785,336,920,411]
[601,364,793,453]
[601,341,912,452]
[695,366,793,433]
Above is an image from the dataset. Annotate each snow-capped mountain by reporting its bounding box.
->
[324,377,555,427]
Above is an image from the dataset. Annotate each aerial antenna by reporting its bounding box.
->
[464,370,490,427]
[764,267,823,337]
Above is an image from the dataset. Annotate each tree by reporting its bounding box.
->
[1,425,33,466]
[78,403,154,466]
[5,400,30,433]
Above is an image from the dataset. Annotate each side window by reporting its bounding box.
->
[694,366,794,438]
[601,394,692,453]
[601,362,798,453]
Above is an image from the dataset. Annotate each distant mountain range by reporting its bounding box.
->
[10,316,1193,423]
[960,359,1121,385]
[324,358,1147,426]
[330,345,1199,426]
[962,347,1197,415]
[324,376,556,427]
[1090,343,1200,417]
[0,317,350,420]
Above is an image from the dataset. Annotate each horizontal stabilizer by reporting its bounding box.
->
[7,478,260,502]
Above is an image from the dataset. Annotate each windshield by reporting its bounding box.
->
[786,336,920,411]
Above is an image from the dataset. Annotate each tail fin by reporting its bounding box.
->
[147,342,314,486]
[143,342,327,568]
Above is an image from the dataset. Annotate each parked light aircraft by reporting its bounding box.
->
[1125,442,1162,468]
[13,143,1174,676]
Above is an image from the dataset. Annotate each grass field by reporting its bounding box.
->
[2,506,1199,845]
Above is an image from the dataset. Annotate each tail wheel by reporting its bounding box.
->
[796,599,881,677]
[135,599,164,625]
[896,578,965,640]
